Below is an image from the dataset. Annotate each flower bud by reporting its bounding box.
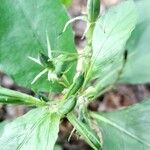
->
[87,0,100,22]
[39,53,55,70]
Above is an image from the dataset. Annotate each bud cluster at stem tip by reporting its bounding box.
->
[87,0,100,23]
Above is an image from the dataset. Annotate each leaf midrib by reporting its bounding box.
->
[92,2,135,65]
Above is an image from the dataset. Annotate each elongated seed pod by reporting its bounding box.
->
[87,0,100,22]
[58,96,77,116]
[65,72,84,98]
[39,53,55,70]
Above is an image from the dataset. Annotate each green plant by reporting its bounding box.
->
[0,0,150,149]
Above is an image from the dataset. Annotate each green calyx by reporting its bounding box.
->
[87,0,100,23]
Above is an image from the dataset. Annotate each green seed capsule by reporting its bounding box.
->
[65,72,84,98]
[87,0,100,22]
[58,96,77,116]
[39,53,55,70]
[55,61,68,78]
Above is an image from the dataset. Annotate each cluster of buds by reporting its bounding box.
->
[28,34,70,85]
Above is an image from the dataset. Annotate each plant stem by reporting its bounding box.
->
[82,22,96,91]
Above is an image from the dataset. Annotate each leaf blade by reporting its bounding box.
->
[0,86,45,106]
[120,0,150,84]
[0,0,76,92]
[90,100,150,150]
[90,0,137,92]
[0,107,60,150]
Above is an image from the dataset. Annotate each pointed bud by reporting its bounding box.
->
[39,53,55,70]
[87,0,100,22]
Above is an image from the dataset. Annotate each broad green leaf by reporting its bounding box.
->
[90,0,137,92]
[119,0,150,83]
[0,86,46,106]
[0,107,61,150]
[90,100,150,150]
[61,0,72,7]
[0,0,76,92]
[67,112,102,150]
[0,121,9,137]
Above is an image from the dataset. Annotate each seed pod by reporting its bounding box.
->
[39,53,55,70]
[55,61,68,78]
[87,0,100,22]
[65,72,84,98]
[58,96,77,116]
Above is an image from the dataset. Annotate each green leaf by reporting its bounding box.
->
[119,0,150,84]
[67,112,102,150]
[0,86,46,106]
[0,0,76,92]
[54,145,62,150]
[0,121,9,137]
[90,100,150,150]
[0,107,61,150]
[90,0,137,92]
[61,0,72,7]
